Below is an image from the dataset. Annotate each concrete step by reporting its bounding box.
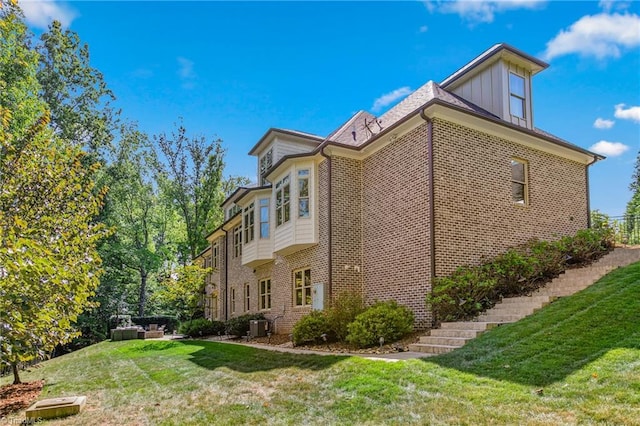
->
[429,329,483,339]
[476,314,526,322]
[408,343,459,354]
[497,295,554,305]
[439,321,499,331]
[485,306,538,316]
[418,336,471,346]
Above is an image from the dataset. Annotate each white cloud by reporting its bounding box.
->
[593,118,615,129]
[419,25,429,33]
[372,86,412,112]
[424,0,545,24]
[589,140,629,157]
[21,1,76,29]
[543,13,640,61]
[614,104,640,123]
[599,0,631,12]
[177,57,195,79]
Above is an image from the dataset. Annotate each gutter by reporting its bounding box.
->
[419,110,436,283]
[320,145,333,303]
[586,155,602,229]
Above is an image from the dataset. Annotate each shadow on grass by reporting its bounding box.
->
[135,339,348,373]
[425,263,640,387]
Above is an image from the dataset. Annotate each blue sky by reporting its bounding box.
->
[21,0,640,216]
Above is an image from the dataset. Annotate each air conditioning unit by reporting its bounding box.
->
[250,320,268,337]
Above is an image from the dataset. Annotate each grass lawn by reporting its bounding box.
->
[3,263,640,425]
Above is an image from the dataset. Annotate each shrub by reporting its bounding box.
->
[292,311,332,345]
[346,301,414,348]
[225,313,265,337]
[325,291,365,341]
[427,228,613,323]
[179,318,226,337]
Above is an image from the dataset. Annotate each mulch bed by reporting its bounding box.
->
[0,380,44,418]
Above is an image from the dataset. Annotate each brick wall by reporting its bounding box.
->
[432,118,588,276]
[362,123,433,329]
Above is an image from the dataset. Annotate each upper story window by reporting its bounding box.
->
[243,202,255,244]
[511,158,528,205]
[233,225,242,258]
[259,198,270,238]
[509,73,526,119]
[298,169,310,218]
[293,268,312,307]
[275,175,290,227]
[260,149,273,186]
[226,204,240,221]
[212,242,218,269]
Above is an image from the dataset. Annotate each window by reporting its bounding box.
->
[243,202,255,244]
[511,159,528,205]
[298,169,310,218]
[245,283,250,312]
[275,175,290,226]
[231,288,236,314]
[259,278,271,310]
[260,149,273,186]
[509,73,526,119]
[212,242,218,269]
[294,268,312,307]
[226,204,240,220]
[233,225,242,258]
[259,198,269,238]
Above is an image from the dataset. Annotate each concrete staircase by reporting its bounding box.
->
[409,247,640,355]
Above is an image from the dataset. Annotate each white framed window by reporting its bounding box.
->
[231,288,236,314]
[260,149,273,186]
[212,242,218,269]
[245,283,250,312]
[298,169,310,218]
[226,204,240,221]
[259,278,271,310]
[275,175,291,226]
[509,73,526,119]
[233,225,242,258]
[259,198,269,238]
[293,268,312,307]
[511,158,528,205]
[243,202,255,244]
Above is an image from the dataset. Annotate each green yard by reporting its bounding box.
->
[3,263,640,425]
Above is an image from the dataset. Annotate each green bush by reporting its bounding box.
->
[346,301,414,348]
[427,228,613,323]
[225,313,265,337]
[326,291,365,341]
[178,318,226,337]
[292,311,332,345]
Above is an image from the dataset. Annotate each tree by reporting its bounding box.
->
[154,122,227,261]
[0,110,108,384]
[101,123,168,316]
[156,265,210,321]
[37,20,117,154]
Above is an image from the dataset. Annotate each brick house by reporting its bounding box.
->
[196,43,602,332]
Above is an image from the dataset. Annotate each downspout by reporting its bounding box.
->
[320,145,333,302]
[586,156,599,229]
[223,229,229,321]
[419,110,436,281]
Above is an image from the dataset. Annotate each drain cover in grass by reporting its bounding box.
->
[25,396,86,420]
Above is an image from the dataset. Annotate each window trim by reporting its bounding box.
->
[293,267,312,307]
[231,288,236,314]
[259,149,273,186]
[243,202,255,244]
[511,158,529,206]
[212,242,218,269]
[297,169,310,218]
[259,278,271,310]
[233,225,242,258]
[259,198,270,239]
[275,175,291,227]
[245,283,250,312]
[509,72,526,119]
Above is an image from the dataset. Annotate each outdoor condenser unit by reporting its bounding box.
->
[250,320,268,337]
